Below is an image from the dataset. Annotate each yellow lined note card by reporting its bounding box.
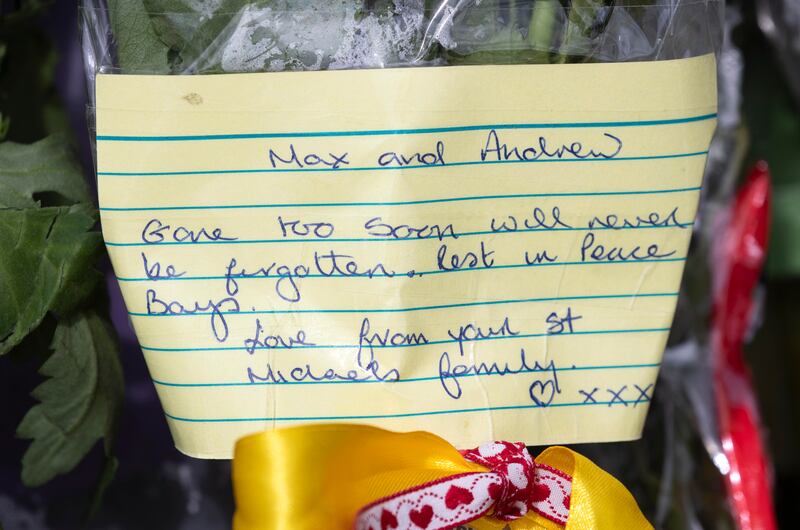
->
[96,54,717,458]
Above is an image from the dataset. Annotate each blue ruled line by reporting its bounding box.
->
[96,113,717,142]
[128,291,678,318]
[99,186,702,212]
[163,399,649,423]
[152,362,662,387]
[140,327,670,353]
[106,222,694,248]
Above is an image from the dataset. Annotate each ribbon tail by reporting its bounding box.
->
[536,447,653,530]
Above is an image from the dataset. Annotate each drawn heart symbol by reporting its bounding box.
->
[529,379,557,406]
[380,509,398,530]
[563,494,571,510]
[445,485,474,509]
[532,482,551,503]
[409,505,434,528]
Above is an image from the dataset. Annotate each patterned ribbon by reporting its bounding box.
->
[356,442,571,529]
[232,424,653,530]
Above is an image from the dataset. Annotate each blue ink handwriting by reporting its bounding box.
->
[633,384,654,406]
[480,130,623,162]
[314,250,397,279]
[357,318,429,358]
[580,233,677,262]
[141,252,186,280]
[268,144,349,169]
[587,207,682,230]
[365,217,458,241]
[607,385,629,406]
[243,318,315,354]
[145,289,239,342]
[579,387,599,404]
[224,257,309,302]
[546,307,582,334]
[446,317,519,357]
[491,206,572,232]
[141,218,238,244]
[246,359,399,384]
[437,347,561,404]
[524,249,559,265]
[278,216,334,238]
[378,141,445,167]
[437,241,495,271]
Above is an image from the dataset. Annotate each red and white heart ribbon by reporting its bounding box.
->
[355,441,572,530]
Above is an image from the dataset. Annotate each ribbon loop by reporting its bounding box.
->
[461,442,537,521]
[355,441,573,529]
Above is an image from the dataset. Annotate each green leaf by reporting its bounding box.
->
[109,0,267,73]
[555,0,614,63]
[140,0,254,72]
[0,113,10,142]
[107,0,172,73]
[110,0,426,73]
[444,0,553,65]
[87,455,119,520]
[0,136,91,208]
[0,203,102,355]
[16,311,123,487]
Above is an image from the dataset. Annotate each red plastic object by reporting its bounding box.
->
[711,161,778,530]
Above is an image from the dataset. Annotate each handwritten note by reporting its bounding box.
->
[96,55,717,458]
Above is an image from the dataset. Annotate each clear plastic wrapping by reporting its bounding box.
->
[81,1,723,86]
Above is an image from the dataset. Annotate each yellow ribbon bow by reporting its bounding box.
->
[233,424,653,530]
